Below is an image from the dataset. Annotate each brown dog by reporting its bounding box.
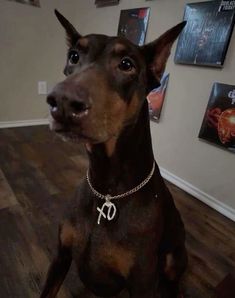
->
[41,10,187,298]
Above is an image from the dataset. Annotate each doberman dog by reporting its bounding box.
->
[41,9,187,298]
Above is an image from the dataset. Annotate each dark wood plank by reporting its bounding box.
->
[215,273,235,297]
[0,204,71,298]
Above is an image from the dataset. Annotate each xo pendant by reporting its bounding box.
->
[97,195,117,225]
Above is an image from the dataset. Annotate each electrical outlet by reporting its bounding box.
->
[38,81,47,95]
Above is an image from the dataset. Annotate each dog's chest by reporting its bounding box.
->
[71,188,161,296]
[76,223,133,296]
[77,219,159,297]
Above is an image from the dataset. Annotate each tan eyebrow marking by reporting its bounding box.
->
[113,43,127,54]
[78,37,89,49]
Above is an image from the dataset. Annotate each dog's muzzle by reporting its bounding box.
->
[47,81,91,128]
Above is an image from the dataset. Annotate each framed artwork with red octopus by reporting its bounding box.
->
[199,82,235,153]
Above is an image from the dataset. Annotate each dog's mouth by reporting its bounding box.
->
[49,109,93,143]
[69,106,91,119]
[49,107,111,145]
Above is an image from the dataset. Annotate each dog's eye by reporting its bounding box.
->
[68,50,80,64]
[119,58,135,72]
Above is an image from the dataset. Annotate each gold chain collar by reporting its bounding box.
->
[86,161,156,224]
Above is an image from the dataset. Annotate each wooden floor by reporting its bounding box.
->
[0,125,234,298]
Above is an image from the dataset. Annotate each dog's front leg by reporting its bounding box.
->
[40,225,73,298]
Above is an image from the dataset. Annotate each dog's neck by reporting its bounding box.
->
[86,100,155,196]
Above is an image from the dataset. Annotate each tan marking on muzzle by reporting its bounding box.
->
[105,136,118,157]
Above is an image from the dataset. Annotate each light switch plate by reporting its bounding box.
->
[38,81,47,95]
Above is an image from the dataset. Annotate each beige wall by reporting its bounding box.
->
[0,0,79,121]
[0,0,234,215]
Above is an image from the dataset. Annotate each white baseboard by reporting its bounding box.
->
[0,119,49,129]
[160,167,235,222]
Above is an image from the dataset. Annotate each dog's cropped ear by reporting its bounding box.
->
[55,9,81,47]
[141,21,186,92]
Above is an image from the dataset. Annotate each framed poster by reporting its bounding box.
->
[199,83,235,153]
[6,0,40,7]
[117,8,150,46]
[175,1,235,67]
[95,0,119,7]
[147,73,170,122]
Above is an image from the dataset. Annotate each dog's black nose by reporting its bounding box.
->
[47,83,90,123]
[47,94,58,110]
